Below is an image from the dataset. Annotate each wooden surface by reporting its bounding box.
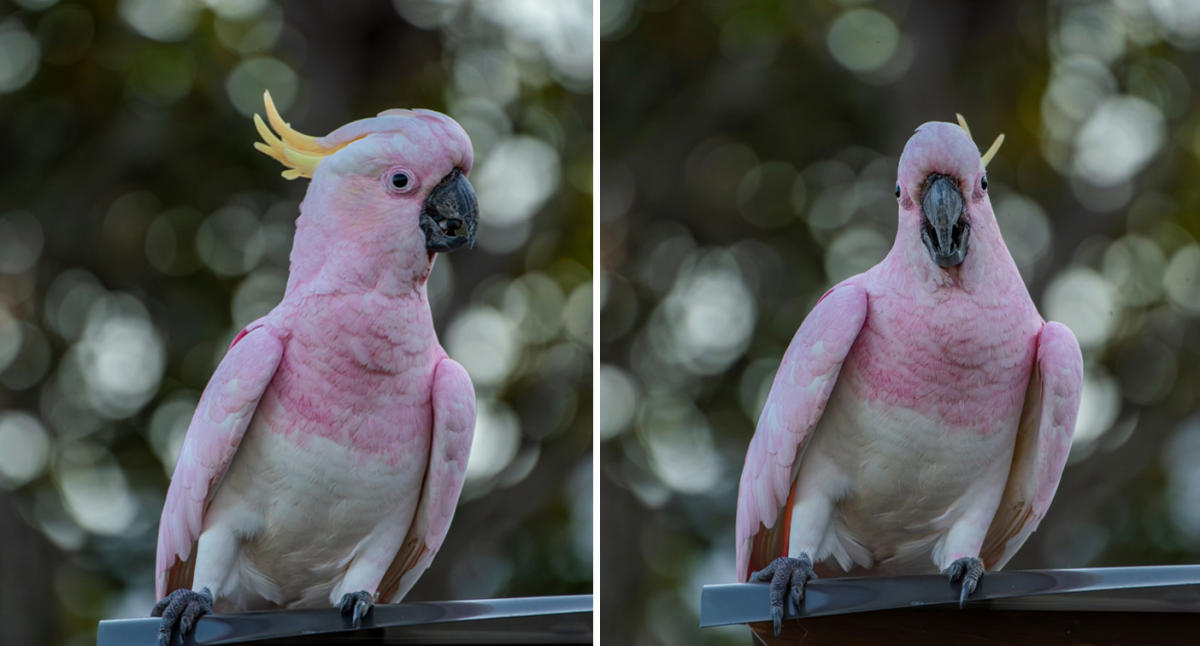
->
[750,609,1200,645]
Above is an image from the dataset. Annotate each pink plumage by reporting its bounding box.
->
[735,120,1083,617]
[153,95,479,640]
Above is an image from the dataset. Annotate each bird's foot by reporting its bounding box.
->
[749,553,817,637]
[943,556,985,608]
[151,587,213,646]
[338,590,375,627]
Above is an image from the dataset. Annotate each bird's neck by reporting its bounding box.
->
[284,202,433,299]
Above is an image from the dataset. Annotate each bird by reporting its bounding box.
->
[151,91,479,646]
[734,116,1083,636]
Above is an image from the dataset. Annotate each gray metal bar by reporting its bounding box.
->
[700,566,1200,627]
[98,594,592,645]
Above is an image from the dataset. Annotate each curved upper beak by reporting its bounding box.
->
[420,168,478,252]
[919,174,969,268]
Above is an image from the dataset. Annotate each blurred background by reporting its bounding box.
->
[0,1,592,645]
[601,0,1200,643]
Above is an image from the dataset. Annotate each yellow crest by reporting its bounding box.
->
[955,113,1005,168]
[253,91,351,180]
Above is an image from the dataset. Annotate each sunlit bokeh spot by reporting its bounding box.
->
[447,305,520,389]
[806,182,858,234]
[994,193,1053,281]
[118,0,200,43]
[454,48,520,107]
[1043,266,1119,348]
[231,268,286,327]
[55,444,138,535]
[738,357,778,422]
[0,411,51,488]
[1069,367,1120,461]
[1103,235,1165,307]
[391,0,464,30]
[825,227,889,283]
[464,398,521,485]
[213,3,283,55]
[204,0,268,21]
[43,269,105,340]
[76,294,166,419]
[737,162,801,230]
[638,398,722,494]
[1072,95,1164,186]
[127,45,193,106]
[32,487,85,551]
[563,282,592,346]
[1164,243,1200,314]
[653,251,755,375]
[477,0,593,85]
[0,307,21,373]
[1043,56,1116,124]
[599,364,638,440]
[1053,1,1126,64]
[599,0,636,38]
[474,136,561,230]
[0,21,41,93]
[148,393,200,477]
[38,358,103,440]
[1149,0,1200,46]
[225,56,297,116]
[504,273,565,344]
[827,9,899,74]
[196,205,266,277]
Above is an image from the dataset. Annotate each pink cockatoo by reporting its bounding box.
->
[735,117,1083,635]
[151,92,478,645]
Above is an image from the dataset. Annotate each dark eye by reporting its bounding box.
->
[894,184,901,199]
[391,172,409,190]
[981,175,988,191]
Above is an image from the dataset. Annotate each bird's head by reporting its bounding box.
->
[895,116,1003,271]
[254,91,478,290]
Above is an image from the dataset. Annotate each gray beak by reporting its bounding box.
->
[919,174,969,268]
[420,168,478,252]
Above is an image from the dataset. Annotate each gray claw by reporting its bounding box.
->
[749,553,817,637]
[151,587,213,646]
[942,556,985,608]
[339,590,375,627]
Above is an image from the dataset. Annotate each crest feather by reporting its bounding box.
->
[955,113,1005,168]
[252,91,365,180]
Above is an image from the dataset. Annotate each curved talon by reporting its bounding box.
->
[749,554,817,637]
[942,556,985,609]
[339,590,375,627]
[151,587,213,646]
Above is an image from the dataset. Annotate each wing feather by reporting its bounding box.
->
[377,357,476,602]
[735,284,868,581]
[154,320,284,599]
[981,321,1082,569]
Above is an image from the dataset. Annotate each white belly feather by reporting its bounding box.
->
[199,418,428,610]
[789,382,1019,575]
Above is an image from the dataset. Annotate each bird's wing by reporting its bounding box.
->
[378,357,476,602]
[981,321,1082,569]
[735,285,868,582]
[154,320,284,599]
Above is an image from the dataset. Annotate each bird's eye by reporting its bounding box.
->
[383,167,418,194]
[894,184,901,199]
[981,175,988,191]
